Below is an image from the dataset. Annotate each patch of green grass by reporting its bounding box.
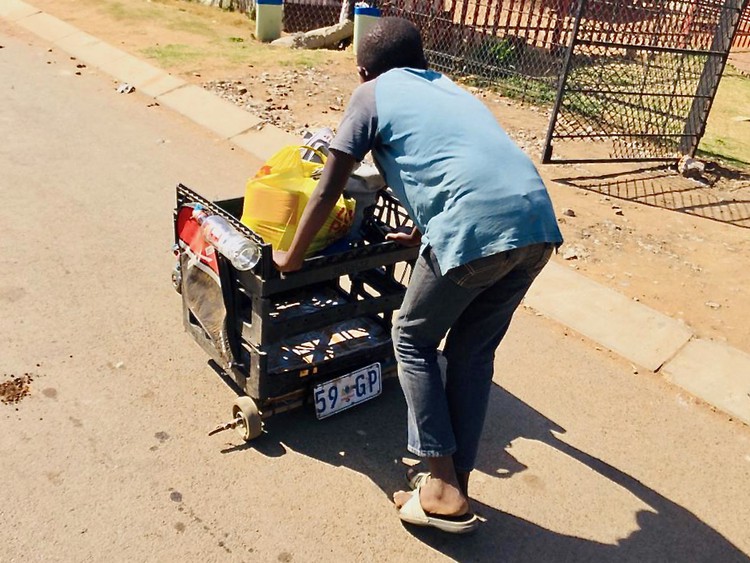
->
[102,0,250,38]
[167,17,216,37]
[699,67,750,167]
[469,36,525,71]
[563,91,606,120]
[695,147,750,168]
[103,0,152,21]
[147,34,335,71]
[224,42,257,64]
[140,43,205,66]
[462,74,557,106]
[502,76,557,105]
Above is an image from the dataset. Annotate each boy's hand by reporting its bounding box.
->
[385,226,422,247]
[273,249,303,273]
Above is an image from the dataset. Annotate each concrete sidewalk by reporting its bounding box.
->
[2,0,748,426]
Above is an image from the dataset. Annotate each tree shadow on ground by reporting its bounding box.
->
[553,163,750,229]
[223,378,749,562]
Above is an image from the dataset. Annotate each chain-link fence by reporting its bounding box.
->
[279,0,748,104]
[273,0,747,162]
[381,0,574,104]
[278,0,576,104]
[733,6,750,48]
[544,0,746,162]
[282,0,344,32]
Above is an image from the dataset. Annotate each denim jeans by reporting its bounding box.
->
[392,242,553,473]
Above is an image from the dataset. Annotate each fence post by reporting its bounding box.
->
[542,0,587,163]
[354,5,381,56]
[256,0,283,42]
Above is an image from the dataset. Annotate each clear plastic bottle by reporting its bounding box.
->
[192,204,260,271]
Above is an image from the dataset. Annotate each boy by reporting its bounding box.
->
[274,17,563,534]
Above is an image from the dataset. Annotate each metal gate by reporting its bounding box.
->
[543,0,748,163]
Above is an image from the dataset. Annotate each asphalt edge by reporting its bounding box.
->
[2,0,748,426]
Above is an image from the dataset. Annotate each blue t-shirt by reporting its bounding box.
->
[330,68,563,273]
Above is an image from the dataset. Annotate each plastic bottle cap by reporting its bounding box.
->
[192,204,207,221]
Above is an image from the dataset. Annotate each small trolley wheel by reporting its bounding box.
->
[232,396,263,441]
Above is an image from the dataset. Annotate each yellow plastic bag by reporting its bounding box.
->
[240,146,355,256]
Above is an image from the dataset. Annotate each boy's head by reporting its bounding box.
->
[356,17,428,81]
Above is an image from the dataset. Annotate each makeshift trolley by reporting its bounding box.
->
[172,183,418,441]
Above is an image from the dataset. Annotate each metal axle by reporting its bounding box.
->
[208,415,244,436]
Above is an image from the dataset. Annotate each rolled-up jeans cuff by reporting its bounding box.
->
[407,445,457,459]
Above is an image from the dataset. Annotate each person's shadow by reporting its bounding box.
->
[219,377,748,562]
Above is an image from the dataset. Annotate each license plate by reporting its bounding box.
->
[314,363,382,419]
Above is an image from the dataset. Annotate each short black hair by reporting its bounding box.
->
[356,17,428,78]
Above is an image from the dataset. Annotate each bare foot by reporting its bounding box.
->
[406,467,470,497]
[393,489,413,509]
[393,476,469,516]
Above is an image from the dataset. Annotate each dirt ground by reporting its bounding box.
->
[29,0,750,356]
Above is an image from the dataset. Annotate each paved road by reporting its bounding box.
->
[1,22,750,562]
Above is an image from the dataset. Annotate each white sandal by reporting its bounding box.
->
[397,482,479,534]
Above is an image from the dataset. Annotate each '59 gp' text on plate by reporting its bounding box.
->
[314,362,381,419]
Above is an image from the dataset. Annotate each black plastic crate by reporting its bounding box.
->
[174,183,417,416]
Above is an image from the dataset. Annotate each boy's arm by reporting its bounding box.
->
[273,149,357,272]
